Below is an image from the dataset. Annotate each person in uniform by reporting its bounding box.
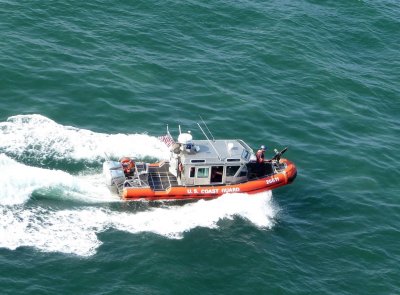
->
[120,157,135,176]
[256,145,266,164]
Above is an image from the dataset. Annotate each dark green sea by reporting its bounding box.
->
[1,0,399,294]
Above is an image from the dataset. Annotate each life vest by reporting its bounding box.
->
[120,157,135,175]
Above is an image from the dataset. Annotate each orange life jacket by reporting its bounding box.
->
[120,157,135,175]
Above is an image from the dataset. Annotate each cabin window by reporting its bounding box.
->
[197,167,209,178]
[239,166,248,177]
[226,166,240,177]
[189,167,195,178]
[241,150,250,161]
[211,166,223,183]
[227,158,240,162]
[191,159,205,163]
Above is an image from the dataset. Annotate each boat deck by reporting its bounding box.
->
[147,164,178,191]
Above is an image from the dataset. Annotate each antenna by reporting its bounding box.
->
[199,116,215,141]
[197,123,222,160]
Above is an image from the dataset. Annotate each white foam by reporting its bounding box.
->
[0,154,117,205]
[0,192,277,256]
[0,114,170,161]
[0,114,278,257]
[0,154,72,205]
[0,114,169,205]
[0,206,103,256]
[111,191,277,236]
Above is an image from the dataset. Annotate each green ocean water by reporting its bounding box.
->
[1,0,400,294]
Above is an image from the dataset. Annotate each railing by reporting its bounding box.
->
[148,171,178,191]
[118,168,178,193]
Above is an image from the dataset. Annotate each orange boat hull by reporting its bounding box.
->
[122,159,297,201]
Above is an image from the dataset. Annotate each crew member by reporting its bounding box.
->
[120,157,135,176]
[256,145,266,164]
[177,160,183,179]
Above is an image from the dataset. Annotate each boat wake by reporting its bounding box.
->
[0,153,117,205]
[0,114,279,256]
[0,114,170,163]
[0,192,277,256]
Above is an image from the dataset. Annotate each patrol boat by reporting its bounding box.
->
[103,125,297,201]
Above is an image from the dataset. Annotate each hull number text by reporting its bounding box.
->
[266,177,280,185]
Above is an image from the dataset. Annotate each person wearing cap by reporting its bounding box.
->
[256,145,266,164]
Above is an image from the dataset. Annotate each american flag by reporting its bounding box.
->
[158,133,175,148]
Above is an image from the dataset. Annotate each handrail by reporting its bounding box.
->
[122,171,177,191]
[147,171,175,191]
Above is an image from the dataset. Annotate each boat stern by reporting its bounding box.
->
[103,161,126,192]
